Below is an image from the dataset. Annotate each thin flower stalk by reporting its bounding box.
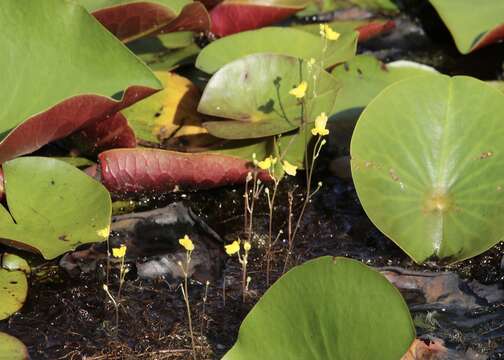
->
[178,235,197,360]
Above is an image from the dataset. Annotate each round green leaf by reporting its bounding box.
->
[0,157,111,259]
[351,74,504,263]
[428,0,504,54]
[198,54,340,139]
[330,55,437,122]
[225,256,414,359]
[0,267,28,320]
[196,27,357,74]
[2,254,30,274]
[0,332,28,360]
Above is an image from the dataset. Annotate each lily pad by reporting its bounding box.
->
[351,74,504,263]
[0,157,111,259]
[2,253,31,274]
[196,27,357,74]
[331,55,437,122]
[224,256,415,359]
[82,0,210,43]
[428,0,504,54]
[66,113,137,157]
[123,72,211,146]
[0,332,28,360]
[198,54,340,139]
[98,148,271,195]
[0,0,161,164]
[0,255,28,320]
[210,0,309,37]
[296,19,395,42]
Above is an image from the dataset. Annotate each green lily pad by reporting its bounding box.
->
[198,54,340,139]
[196,27,358,74]
[298,0,398,17]
[0,157,111,259]
[429,0,504,54]
[0,0,161,163]
[0,261,28,320]
[351,74,504,263]
[2,253,30,274]
[331,56,437,122]
[0,332,28,360]
[224,256,415,359]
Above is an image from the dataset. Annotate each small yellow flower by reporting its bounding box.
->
[289,81,308,99]
[225,240,240,256]
[307,58,316,66]
[179,235,194,252]
[257,156,277,170]
[112,244,127,258]
[282,160,298,176]
[319,24,340,41]
[244,241,252,252]
[311,112,329,136]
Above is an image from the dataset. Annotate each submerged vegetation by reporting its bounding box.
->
[1,0,504,358]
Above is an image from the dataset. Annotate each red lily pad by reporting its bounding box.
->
[356,20,395,41]
[88,1,211,43]
[98,148,270,195]
[210,0,309,37]
[0,169,3,201]
[0,87,155,165]
[66,113,137,157]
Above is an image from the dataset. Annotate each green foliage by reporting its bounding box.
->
[0,157,111,259]
[330,55,437,122]
[429,0,504,53]
[351,74,504,263]
[196,27,358,74]
[0,0,160,138]
[224,257,415,359]
[0,332,28,360]
[198,54,340,139]
[0,255,28,320]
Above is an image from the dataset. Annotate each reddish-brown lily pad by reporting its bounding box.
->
[98,148,270,195]
[85,0,211,43]
[210,0,309,37]
[66,113,137,157]
[0,87,155,165]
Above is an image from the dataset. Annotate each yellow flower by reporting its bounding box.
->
[289,81,308,99]
[225,240,240,256]
[319,24,340,41]
[311,112,329,136]
[179,234,194,252]
[112,244,127,258]
[244,241,252,252]
[307,58,316,66]
[282,160,298,176]
[257,156,277,170]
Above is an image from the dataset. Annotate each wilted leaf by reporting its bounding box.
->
[123,72,213,147]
